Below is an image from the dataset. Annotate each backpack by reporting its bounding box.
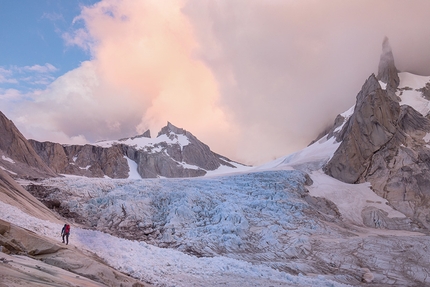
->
[65,224,70,234]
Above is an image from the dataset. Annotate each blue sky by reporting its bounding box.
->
[0,1,97,91]
[1,0,430,165]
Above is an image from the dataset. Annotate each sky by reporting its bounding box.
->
[1,0,430,165]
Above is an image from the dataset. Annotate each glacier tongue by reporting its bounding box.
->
[20,167,430,286]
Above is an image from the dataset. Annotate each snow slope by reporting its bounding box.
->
[398,72,430,116]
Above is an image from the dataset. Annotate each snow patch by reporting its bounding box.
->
[259,136,340,171]
[308,170,405,225]
[124,156,142,179]
[398,72,430,116]
[398,72,430,90]
[1,155,15,164]
[205,161,253,177]
[79,165,91,170]
[0,166,17,175]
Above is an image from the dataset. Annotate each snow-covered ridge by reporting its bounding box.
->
[95,133,191,153]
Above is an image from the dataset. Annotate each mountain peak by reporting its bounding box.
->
[132,129,151,139]
[157,122,186,137]
[376,37,400,90]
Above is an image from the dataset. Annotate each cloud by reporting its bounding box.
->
[21,63,58,73]
[182,0,430,163]
[42,12,65,22]
[0,64,59,92]
[0,89,22,101]
[5,0,430,165]
[0,67,18,84]
[17,0,237,156]
[62,28,94,51]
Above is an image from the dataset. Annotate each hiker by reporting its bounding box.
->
[61,224,70,245]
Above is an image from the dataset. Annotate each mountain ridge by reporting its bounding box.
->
[28,121,248,179]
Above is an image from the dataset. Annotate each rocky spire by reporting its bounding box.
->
[376,37,400,92]
[323,74,400,183]
[157,122,186,137]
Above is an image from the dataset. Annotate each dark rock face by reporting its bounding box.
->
[0,112,56,179]
[324,74,400,183]
[30,122,242,179]
[362,105,430,229]
[158,122,235,171]
[29,141,129,178]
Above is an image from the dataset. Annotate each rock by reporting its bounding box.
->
[30,141,130,178]
[324,74,400,183]
[0,219,151,287]
[360,268,374,283]
[363,106,430,229]
[361,206,417,230]
[158,122,235,171]
[0,112,56,179]
[0,169,62,223]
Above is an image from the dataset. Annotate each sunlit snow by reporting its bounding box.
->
[95,133,191,153]
[397,72,430,116]
[124,156,142,179]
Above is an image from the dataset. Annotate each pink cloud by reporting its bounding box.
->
[16,0,238,158]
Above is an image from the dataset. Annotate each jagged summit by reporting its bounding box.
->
[157,121,186,137]
[376,37,400,92]
[118,129,151,142]
[132,129,151,139]
[323,73,400,184]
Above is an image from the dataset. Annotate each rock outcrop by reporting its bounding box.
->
[0,219,149,287]
[0,112,56,179]
[324,74,400,183]
[0,168,61,222]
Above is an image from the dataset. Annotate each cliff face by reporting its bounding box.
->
[324,74,400,183]
[29,141,129,178]
[0,112,56,179]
